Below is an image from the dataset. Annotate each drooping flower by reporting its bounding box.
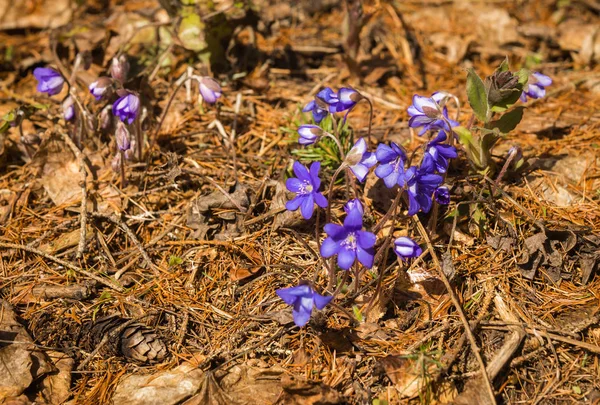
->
[335,87,362,112]
[434,186,450,205]
[110,55,130,83]
[394,237,422,260]
[346,138,377,182]
[426,131,457,173]
[297,124,322,145]
[405,154,443,215]
[320,206,376,270]
[375,142,408,188]
[62,96,75,121]
[199,77,222,104]
[303,87,338,123]
[89,77,112,101]
[285,161,328,219]
[520,72,552,102]
[113,92,140,124]
[276,283,333,327]
[407,93,459,136]
[33,67,65,96]
[344,199,364,215]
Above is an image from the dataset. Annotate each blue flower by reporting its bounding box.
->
[302,87,338,123]
[374,142,407,188]
[33,67,65,96]
[346,138,377,182]
[344,199,364,215]
[320,206,376,270]
[520,72,552,102]
[199,77,222,104]
[89,77,112,101]
[408,93,459,136]
[393,237,422,260]
[335,87,362,112]
[405,155,443,215]
[285,161,328,219]
[113,92,140,124]
[276,284,333,327]
[434,186,450,205]
[297,124,322,145]
[426,131,457,173]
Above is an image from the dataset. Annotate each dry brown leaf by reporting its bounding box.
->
[37,352,74,405]
[0,0,72,30]
[558,20,600,65]
[276,374,343,405]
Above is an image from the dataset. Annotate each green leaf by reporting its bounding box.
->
[496,57,510,73]
[454,126,482,168]
[178,12,207,51]
[352,305,363,323]
[487,106,524,133]
[466,68,489,123]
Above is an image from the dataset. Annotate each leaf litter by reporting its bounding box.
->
[0,0,599,404]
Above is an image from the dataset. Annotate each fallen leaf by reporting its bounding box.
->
[276,374,343,405]
[0,0,72,30]
[37,351,73,405]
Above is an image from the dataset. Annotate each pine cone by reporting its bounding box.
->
[81,315,167,364]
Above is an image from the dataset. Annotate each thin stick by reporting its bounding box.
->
[0,242,123,292]
[412,216,497,405]
[90,213,161,275]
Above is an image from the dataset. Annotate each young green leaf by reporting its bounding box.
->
[466,68,489,123]
[487,106,525,133]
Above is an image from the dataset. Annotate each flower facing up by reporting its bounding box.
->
[62,96,75,121]
[426,131,458,173]
[113,92,140,124]
[285,161,328,219]
[89,77,113,101]
[320,206,376,270]
[346,138,377,182]
[276,284,333,327]
[434,186,450,205]
[303,87,338,124]
[405,155,443,216]
[33,67,65,96]
[408,93,459,136]
[297,124,323,146]
[375,142,407,188]
[394,237,422,260]
[344,198,364,215]
[520,72,552,102]
[115,121,131,152]
[199,77,222,104]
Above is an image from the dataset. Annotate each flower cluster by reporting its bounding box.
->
[303,87,363,123]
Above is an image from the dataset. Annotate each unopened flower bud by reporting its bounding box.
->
[111,152,122,172]
[99,105,113,131]
[110,55,130,83]
[199,77,222,104]
[115,121,131,151]
[62,96,75,121]
[297,125,322,145]
[89,76,113,101]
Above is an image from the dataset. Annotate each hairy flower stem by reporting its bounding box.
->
[364,232,394,317]
[373,189,403,234]
[322,133,346,160]
[119,150,126,187]
[365,97,374,145]
[325,164,347,224]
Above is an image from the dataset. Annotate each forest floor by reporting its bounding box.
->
[1,0,600,404]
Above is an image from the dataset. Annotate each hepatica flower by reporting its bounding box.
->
[346,138,377,182]
[286,161,327,219]
[408,93,458,136]
[89,77,112,101]
[335,87,362,115]
[344,198,364,215]
[426,131,457,173]
[276,284,333,327]
[297,124,322,146]
[320,206,376,270]
[303,87,338,124]
[113,92,140,124]
[394,237,422,260]
[434,186,450,205]
[33,67,65,96]
[405,155,443,216]
[520,72,552,102]
[62,96,74,121]
[199,77,222,104]
[375,142,407,188]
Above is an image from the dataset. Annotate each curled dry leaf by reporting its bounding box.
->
[0,0,72,29]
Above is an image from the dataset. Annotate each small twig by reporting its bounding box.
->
[0,242,123,292]
[412,215,497,405]
[90,212,161,275]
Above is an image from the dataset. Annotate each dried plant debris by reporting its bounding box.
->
[79,315,167,364]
